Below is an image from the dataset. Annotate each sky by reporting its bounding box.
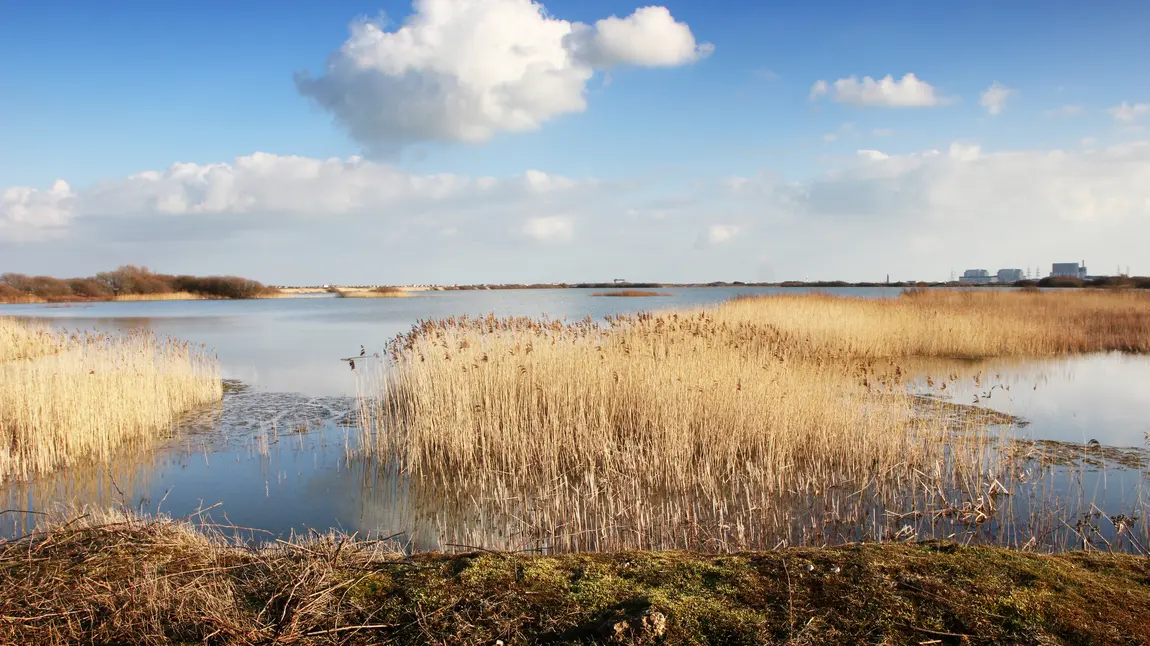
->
[2,0,1149,285]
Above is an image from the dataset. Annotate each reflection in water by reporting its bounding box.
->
[1,291,1148,552]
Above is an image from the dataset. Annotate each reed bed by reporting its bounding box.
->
[355,290,1150,551]
[591,290,669,297]
[112,291,208,301]
[719,289,1150,359]
[362,313,985,488]
[0,318,222,482]
[336,286,410,298]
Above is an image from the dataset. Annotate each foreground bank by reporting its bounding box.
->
[2,514,1148,645]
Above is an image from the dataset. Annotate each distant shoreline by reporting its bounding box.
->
[5,276,1148,305]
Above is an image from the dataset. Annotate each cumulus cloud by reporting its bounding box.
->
[520,215,573,242]
[7,143,1150,282]
[0,180,75,241]
[809,73,947,108]
[295,0,709,150]
[1109,102,1150,122]
[0,153,597,243]
[979,82,1015,115]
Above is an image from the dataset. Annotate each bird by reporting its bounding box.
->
[348,359,356,371]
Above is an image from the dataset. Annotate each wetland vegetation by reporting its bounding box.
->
[1,288,1149,643]
[0,265,276,303]
[0,318,221,482]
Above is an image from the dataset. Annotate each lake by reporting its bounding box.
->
[2,287,1147,551]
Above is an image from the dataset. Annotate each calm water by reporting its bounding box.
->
[2,287,1147,550]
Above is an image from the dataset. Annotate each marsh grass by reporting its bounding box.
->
[0,319,222,481]
[356,291,1150,552]
[112,291,210,302]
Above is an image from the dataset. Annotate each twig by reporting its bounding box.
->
[305,622,400,636]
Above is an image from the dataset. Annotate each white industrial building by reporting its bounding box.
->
[960,269,992,284]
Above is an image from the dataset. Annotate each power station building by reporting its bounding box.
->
[1051,262,1087,279]
[996,268,1023,283]
[960,269,992,284]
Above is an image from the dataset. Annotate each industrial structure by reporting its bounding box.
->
[1050,262,1088,279]
[960,269,992,284]
[996,268,1023,283]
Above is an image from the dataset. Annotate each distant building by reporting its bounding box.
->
[996,268,1023,283]
[1051,262,1087,279]
[960,269,992,284]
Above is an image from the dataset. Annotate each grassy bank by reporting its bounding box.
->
[0,318,221,481]
[2,514,1148,645]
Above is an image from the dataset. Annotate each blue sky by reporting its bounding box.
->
[2,0,1149,283]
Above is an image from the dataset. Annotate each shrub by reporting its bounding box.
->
[66,278,115,299]
[1037,276,1084,288]
[27,276,73,300]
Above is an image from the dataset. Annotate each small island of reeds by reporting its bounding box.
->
[333,286,412,298]
[591,289,669,297]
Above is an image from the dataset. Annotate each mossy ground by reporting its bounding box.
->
[2,518,1148,645]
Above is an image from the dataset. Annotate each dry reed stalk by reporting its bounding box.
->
[0,319,222,482]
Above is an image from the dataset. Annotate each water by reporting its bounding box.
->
[2,287,1148,551]
[0,287,903,397]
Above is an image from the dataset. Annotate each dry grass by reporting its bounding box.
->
[721,288,1150,359]
[112,291,210,302]
[0,318,222,482]
[3,510,1149,645]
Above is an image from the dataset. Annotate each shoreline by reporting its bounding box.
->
[2,514,1147,644]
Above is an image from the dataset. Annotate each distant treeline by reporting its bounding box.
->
[0,266,274,302]
[1021,276,1150,289]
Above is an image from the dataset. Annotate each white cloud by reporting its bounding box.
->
[7,143,1150,281]
[1045,104,1083,118]
[0,153,597,243]
[822,133,837,143]
[809,73,947,108]
[0,180,75,241]
[1081,137,1098,147]
[695,224,738,249]
[871,128,894,136]
[565,5,711,68]
[1108,102,1150,122]
[520,215,573,242]
[979,82,1015,115]
[295,0,709,150]
[708,140,1150,279]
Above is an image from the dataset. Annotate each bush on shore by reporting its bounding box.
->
[0,266,274,302]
